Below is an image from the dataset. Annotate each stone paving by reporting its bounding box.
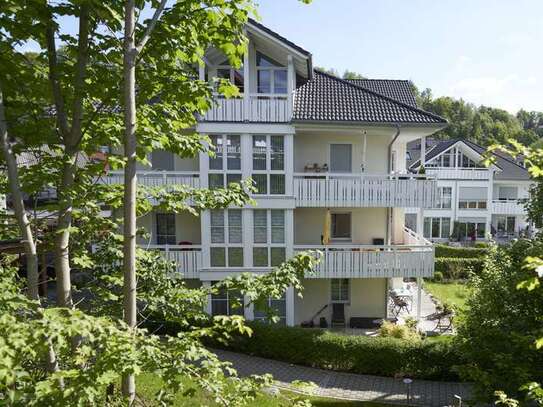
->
[215,349,472,406]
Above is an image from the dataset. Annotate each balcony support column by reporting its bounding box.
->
[203,281,212,316]
[417,136,426,238]
[416,277,422,322]
[286,286,295,326]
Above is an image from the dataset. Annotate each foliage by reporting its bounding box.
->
[217,323,463,381]
[378,320,420,341]
[434,257,483,279]
[455,240,543,401]
[314,67,365,80]
[424,281,470,313]
[434,244,488,259]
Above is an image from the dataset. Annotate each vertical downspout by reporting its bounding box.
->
[386,124,401,246]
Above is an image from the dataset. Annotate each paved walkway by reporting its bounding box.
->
[215,349,472,406]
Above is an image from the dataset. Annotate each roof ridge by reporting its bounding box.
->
[462,139,528,171]
[345,78,411,83]
[247,18,311,56]
[313,69,447,124]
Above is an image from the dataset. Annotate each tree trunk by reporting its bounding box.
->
[122,0,137,402]
[0,82,39,300]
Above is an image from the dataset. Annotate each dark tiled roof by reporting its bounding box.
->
[407,139,530,181]
[247,18,311,57]
[346,79,418,107]
[292,71,447,125]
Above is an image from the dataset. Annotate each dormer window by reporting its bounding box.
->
[256,53,287,94]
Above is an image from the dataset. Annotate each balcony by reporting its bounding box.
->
[294,228,434,279]
[426,167,490,180]
[293,173,438,208]
[103,171,200,188]
[145,245,202,279]
[202,94,291,123]
[492,199,526,215]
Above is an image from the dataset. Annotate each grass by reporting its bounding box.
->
[136,373,390,406]
[424,280,471,312]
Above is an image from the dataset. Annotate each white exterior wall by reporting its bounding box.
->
[293,278,387,325]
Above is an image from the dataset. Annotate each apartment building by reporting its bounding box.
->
[405,139,533,243]
[105,19,447,327]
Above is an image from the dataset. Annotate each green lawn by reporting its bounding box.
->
[137,373,389,406]
[424,281,470,312]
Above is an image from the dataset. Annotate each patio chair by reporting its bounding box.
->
[392,296,409,316]
[331,303,345,327]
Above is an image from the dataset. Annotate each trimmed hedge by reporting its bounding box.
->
[435,244,488,259]
[221,323,463,381]
[435,257,484,279]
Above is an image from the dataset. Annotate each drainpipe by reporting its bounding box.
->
[386,124,401,246]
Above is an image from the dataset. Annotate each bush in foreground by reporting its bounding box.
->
[219,323,463,381]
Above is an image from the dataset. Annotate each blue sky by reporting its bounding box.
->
[23,0,543,113]
[257,0,543,113]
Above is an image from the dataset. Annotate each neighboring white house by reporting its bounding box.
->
[104,19,447,327]
[405,138,533,243]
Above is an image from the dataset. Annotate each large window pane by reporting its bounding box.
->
[441,218,451,238]
[253,136,267,170]
[331,213,351,239]
[270,247,286,267]
[270,136,284,170]
[226,173,242,186]
[228,290,244,316]
[257,70,271,93]
[270,174,285,194]
[210,210,224,243]
[331,279,349,302]
[226,135,241,170]
[253,247,268,267]
[271,210,285,243]
[431,218,440,238]
[253,210,267,243]
[233,68,244,93]
[209,135,223,170]
[273,70,287,93]
[208,173,224,190]
[151,150,174,171]
[156,213,176,244]
[210,247,226,267]
[228,247,243,267]
[228,210,242,243]
[423,218,431,238]
[253,174,268,194]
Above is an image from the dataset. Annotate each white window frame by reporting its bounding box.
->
[435,187,452,209]
[329,143,353,174]
[215,64,244,95]
[208,134,243,189]
[252,209,286,267]
[253,294,287,325]
[251,135,286,196]
[423,217,451,239]
[209,209,244,268]
[210,282,244,316]
[155,213,176,245]
[331,279,350,303]
[256,52,288,95]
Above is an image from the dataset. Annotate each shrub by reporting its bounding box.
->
[221,323,463,381]
[435,257,484,279]
[435,244,488,259]
[379,320,420,341]
[432,271,444,282]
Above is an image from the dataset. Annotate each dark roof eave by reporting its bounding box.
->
[291,119,448,128]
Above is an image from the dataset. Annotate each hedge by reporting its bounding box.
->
[434,257,484,279]
[435,244,489,259]
[219,323,463,381]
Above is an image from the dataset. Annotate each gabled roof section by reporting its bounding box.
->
[292,71,448,125]
[247,18,311,57]
[346,79,418,108]
[408,139,531,181]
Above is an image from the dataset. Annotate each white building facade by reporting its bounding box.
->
[406,139,533,243]
[105,20,447,327]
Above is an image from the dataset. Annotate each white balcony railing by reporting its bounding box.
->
[426,167,491,180]
[202,94,291,122]
[102,171,200,188]
[492,199,526,215]
[145,245,202,279]
[293,173,438,208]
[294,228,434,279]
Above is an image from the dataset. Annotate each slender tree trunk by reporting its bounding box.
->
[0,82,39,300]
[122,0,137,402]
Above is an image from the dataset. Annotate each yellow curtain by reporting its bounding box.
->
[322,209,331,245]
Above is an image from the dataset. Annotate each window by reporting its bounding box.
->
[459,187,487,210]
[331,279,349,302]
[495,216,516,236]
[156,213,176,244]
[330,144,352,173]
[254,294,286,325]
[331,213,351,240]
[459,200,487,210]
[423,217,451,239]
[498,186,518,201]
[435,187,452,209]
[256,53,287,94]
[252,210,286,267]
[211,283,244,316]
[151,150,174,171]
[210,210,243,267]
[456,222,486,240]
[209,134,242,189]
[216,63,244,93]
[252,135,285,195]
